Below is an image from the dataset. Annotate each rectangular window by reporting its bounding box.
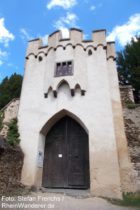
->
[55,61,73,77]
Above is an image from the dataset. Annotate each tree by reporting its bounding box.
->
[0,73,23,109]
[117,36,140,103]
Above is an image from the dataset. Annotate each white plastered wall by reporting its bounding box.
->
[18,29,133,199]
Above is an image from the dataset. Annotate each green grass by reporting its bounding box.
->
[109,192,140,207]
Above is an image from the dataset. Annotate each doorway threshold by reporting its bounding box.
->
[40,188,91,198]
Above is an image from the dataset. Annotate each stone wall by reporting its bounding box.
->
[0,98,20,138]
[123,106,140,191]
[120,86,140,191]
[0,136,24,195]
[120,85,134,106]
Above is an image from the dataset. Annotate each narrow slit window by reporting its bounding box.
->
[38,56,43,62]
[88,49,92,56]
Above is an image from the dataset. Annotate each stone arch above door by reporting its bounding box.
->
[40,109,89,136]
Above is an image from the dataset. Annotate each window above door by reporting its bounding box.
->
[55,61,73,77]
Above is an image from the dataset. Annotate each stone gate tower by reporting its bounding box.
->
[18,28,134,199]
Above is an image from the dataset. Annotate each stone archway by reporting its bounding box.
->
[42,116,90,189]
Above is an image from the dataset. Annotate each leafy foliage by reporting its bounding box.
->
[0,73,23,110]
[117,36,140,103]
[7,118,20,146]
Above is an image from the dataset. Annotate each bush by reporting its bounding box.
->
[7,118,20,146]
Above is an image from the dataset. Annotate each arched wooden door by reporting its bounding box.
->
[42,116,90,189]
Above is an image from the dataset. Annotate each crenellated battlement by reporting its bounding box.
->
[107,42,116,60]
[26,38,42,57]
[92,29,106,47]
[26,28,115,60]
[19,24,135,199]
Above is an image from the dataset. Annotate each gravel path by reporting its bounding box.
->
[0,191,139,210]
